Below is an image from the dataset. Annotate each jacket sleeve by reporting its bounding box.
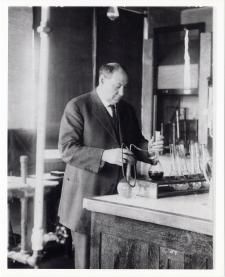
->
[58,101,104,174]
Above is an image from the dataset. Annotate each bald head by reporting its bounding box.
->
[97,63,128,105]
[99,63,128,81]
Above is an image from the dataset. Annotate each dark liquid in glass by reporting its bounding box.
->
[148,171,164,181]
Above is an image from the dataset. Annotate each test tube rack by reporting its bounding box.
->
[137,174,209,199]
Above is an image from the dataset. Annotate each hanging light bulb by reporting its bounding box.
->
[107,6,119,21]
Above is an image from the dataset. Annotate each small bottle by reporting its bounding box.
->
[20,155,28,184]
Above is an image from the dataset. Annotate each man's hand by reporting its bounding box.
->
[102,148,135,166]
[148,135,164,156]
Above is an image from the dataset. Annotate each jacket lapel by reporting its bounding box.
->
[90,91,120,144]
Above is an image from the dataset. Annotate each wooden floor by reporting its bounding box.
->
[8,253,74,269]
[8,238,74,269]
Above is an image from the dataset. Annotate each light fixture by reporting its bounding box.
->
[107,6,119,21]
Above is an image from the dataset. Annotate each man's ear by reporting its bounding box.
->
[99,74,105,85]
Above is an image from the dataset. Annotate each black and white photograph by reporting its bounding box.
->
[1,0,224,276]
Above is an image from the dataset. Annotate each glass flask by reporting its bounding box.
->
[117,178,138,198]
[117,162,138,198]
[148,153,164,181]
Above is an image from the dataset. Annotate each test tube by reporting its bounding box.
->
[176,109,180,141]
[189,142,195,174]
[154,130,161,157]
[172,123,176,147]
[154,130,161,141]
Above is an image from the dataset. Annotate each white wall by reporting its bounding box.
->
[8,7,37,129]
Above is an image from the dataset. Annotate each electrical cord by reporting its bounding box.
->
[121,143,137,188]
[116,104,155,188]
[121,143,154,188]
[116,105,137,188]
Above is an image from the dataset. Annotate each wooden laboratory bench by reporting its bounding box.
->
[83,193,213,269]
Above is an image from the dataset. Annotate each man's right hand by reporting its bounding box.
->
[101,148,135,167]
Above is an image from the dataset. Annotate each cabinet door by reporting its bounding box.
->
[90,212,213,269]
[159,246,185,269]
[101,233,150,269]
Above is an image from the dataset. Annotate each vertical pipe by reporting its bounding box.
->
[184,28,191,94]
[20,197,28,252]
[20,156,28,184]
[184,108,187,152]
[8,201,11,248]
[140,16,150,176]
[92,8,97,90]
[152,95,157,136]
[31,7,50,253]
[143,17,148,40]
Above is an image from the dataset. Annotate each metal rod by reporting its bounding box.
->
[20,197,28,252]
[119,7,147,16]
[176,109,180,140]
[92,8,97,89]
[152,95,157,136]
[32,7,50,254]
[183,108,187,152]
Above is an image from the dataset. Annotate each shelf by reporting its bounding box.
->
[155,89,198,95]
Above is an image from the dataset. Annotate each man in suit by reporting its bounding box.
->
[58,63,163,268]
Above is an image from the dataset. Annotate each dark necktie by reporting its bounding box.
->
[109,104,117,120]
[109,104,119,131]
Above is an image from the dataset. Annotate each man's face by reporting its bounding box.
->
[101,70,128,105]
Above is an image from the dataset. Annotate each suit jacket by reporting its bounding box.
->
[58,90,149,233]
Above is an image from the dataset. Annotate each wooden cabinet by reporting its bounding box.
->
[90,212,213,269]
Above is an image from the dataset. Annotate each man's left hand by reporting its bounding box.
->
[148,135,164,155]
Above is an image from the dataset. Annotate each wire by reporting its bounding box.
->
[116,105,138,188]
[130,144,148,152]
[120,143,136,188]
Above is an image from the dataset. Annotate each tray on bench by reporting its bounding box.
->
[136,174,209,199]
